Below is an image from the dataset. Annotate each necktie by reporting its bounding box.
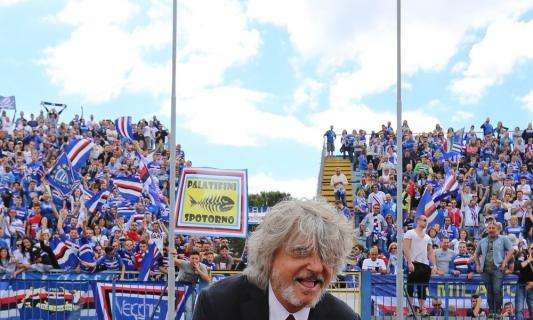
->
[286,315,296,320]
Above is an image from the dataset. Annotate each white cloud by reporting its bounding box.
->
[0,0,26,6]
[248,0,533,105]
[285,78,324,113]
[40,0,260,103]
[249,172,316,199]
[521,90,533,113]
[163,86,318,147]
[451,110,474,122]
[450,18,533,103]
[451,61,467,74]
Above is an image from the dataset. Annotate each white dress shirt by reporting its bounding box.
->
[269,283,310,320]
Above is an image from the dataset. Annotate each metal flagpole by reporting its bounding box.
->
[395,0,404,319]
[167,0,178,318]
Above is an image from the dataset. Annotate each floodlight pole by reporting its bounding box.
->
[395,0,404,319]
[167,0,178,318]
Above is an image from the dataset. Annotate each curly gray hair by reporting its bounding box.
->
[243,199,354,290]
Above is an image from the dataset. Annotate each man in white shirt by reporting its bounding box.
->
[330,168,348,206]
[367,184,386,208]
[403,215,437,316]
[362,247,387,274]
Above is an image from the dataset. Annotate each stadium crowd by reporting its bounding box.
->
[0,108,241,284]
[326,119,532,318]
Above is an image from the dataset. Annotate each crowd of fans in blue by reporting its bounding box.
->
[0,108,241,283]
[326,119,532,318]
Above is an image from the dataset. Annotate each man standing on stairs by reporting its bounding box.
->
[330,168,348,207]
[323,125,336,157]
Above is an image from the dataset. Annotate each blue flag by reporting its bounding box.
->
[46,153,77,196]
[0,96,16,109]
[50,236,79,271]
[138,242,161,281]
[451,128,465,153]
[416,188,445,230]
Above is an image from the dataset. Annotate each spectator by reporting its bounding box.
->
[403,215,436,316]
[434,237,455,275]
[513,243,533,320]
[450,241,475,279]
[387,242,398,274]
[361,246,387,274]
[466,294,486,318]
[214,245,234,270]
[335,200,352,220]
[323,125,336,157]
[429,298,445,316]
[176,249,211,320]
[361,204,386,251]
[352,188,368,227]
[330,168,349,206]
[473,222,514,316]
[500,302,514,318]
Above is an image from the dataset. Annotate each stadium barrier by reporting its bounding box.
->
[366,274,524,319]
[0,271,193,320]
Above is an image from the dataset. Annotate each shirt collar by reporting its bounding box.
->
[268,282,310,320]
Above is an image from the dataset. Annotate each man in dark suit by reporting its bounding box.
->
[193,200,360,320]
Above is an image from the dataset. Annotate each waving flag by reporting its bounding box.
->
[113,176,143,202]
[135,151,150,183]
[432,174,459,202]
[41,100,67,109]
[115,116,134,140]
[416,188,440,229]
[50,237,79,270]
[85,188,111,213]
[46,153,77,196]
[80,183,95,202]
[451,128,465,153]
[78,237,96,272]
[65,138,94,170]
[138,242,161,281]
[0,96,16,109]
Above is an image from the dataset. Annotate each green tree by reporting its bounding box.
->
[248,191,291,207]
[229,191,291,260]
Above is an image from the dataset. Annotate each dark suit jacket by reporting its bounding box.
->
[192,275,360,320]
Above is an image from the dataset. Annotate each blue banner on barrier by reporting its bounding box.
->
[93,281,192,320]
[370,274,519,316]
[0,273,193,320]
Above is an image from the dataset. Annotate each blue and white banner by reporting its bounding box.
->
[46,152,78,196]
[0,277,94,320]
[93,281,192,320]
[0,95,16,109]
[248,206,270,225]
[370,274,520,317]
[65,138,94,171]
[115,116,134,141]
[113,176,143,203]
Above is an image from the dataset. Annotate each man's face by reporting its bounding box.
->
[190,254,200,265]
[459,243,468,255]
[441,239,449,250]
[417,216,427,228]
[369,250,378,261]
[270,237,333,312]
[220,248,228,258]
[372,205,380,214]
[487,224,498,237]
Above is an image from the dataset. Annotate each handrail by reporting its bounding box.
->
[316,138,327,197]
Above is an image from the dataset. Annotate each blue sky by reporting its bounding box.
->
[1,0,532,198]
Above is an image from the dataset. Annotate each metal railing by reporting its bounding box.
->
[316,139,327,197]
